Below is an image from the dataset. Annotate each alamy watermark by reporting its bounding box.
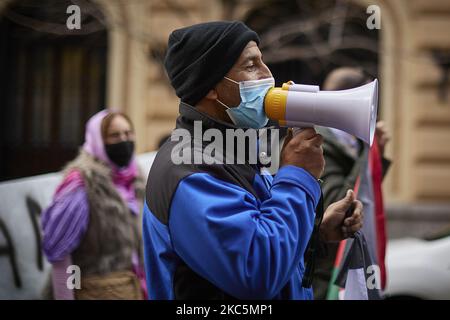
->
[366,264,381,290]
[66,5,81,30]
[170,121,281,174]
[65,4,379,31]
[366,5,381,30]
[66,264,81,290]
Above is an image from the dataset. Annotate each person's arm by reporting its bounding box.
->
[42,171,89,261]
[168,165,321,300]
[375,121,391,178]
[321,149,361,209]
[41,170,89,299]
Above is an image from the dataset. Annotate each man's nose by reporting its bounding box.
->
[258,63,273,80]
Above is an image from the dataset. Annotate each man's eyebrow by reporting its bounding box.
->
[239,53,261,66]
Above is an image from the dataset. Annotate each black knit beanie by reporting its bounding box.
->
[164,21,260,105]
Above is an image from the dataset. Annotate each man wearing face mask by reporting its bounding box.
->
[143,21,364,300]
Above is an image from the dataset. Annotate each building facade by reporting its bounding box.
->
[1,0,449,236]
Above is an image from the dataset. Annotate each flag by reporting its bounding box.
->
[326,137,387,299]
[334,231,382,300]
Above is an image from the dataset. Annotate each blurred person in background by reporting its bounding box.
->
[313,67,391,299]
[41,110,146,300]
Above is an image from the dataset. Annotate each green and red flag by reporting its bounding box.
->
[326,137,387,300]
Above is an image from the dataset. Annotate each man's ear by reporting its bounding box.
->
[205,89,218,101]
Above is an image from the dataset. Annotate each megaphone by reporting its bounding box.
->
[264,79,378,145]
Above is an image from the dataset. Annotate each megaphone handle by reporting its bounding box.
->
[292,125,314,136]
[292,127,303,135]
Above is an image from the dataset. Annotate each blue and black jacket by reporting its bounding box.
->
[143,103,322,300]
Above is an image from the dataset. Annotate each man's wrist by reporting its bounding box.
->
[319,221,329,243]
[274,165,321,206]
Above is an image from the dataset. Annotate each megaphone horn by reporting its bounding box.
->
[264,79,379,146]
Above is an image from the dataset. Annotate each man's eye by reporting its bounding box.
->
[246,65,256,71]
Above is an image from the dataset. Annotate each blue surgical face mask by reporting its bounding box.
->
[217,76,275,129]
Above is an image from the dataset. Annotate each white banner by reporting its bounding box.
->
[0,152,156,299]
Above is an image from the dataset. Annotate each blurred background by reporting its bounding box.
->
[0,0,449,299]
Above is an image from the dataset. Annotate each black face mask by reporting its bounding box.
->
[105,141,135,167]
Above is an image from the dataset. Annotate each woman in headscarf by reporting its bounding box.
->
[41,110,146,300]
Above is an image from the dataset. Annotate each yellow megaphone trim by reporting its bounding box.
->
[264,83,292,122]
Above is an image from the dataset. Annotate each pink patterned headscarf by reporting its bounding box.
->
[82,110,140,214]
